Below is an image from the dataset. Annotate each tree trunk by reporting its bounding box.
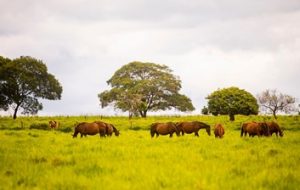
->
[229,113,235,121]
[273,111,277,119]
[13,104,20,120]
[128,111,133,119]
[140,110,147,118]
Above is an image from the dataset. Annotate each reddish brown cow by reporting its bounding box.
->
[73,122,107,138]
[241,122,269,137]
[105,123,120,137]
[49,120,59,129]
[176,121,211,137]
[266,122,283,137]
[214,123,225,138]
[150,122,180,138]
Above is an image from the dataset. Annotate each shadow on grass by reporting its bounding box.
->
[0,126,25,131]
[128,126,149,131]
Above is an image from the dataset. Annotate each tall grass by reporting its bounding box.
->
[0,115,299,189]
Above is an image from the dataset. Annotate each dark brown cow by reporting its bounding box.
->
[49,120,59,129]
[106,123,120,137]
[266,122,283,137]
[214,123,225,138]
[73,122,107,138]
[176,121,211,137]
[241,122,269,137]
[150,122,180,138]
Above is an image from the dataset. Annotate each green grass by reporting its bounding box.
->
[0,115,299,189]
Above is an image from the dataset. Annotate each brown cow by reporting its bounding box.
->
[150,122,180,138]
[214,123,225,138]
[266,122,283,137]
[73,122,107,138]
[49,120,59,129]
[176,121,211,137]
[241,122,269,137]
[105,123,120,137]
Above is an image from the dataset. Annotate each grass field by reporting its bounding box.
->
[0,115,299,189]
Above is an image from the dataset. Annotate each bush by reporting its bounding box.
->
[29,123,49,130]
[59,127,73,133]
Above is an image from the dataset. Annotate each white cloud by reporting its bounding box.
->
[0,0,299,116]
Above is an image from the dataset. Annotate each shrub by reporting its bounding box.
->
[29,123,49,130]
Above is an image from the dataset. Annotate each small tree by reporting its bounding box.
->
[257,89,296,119]
[206,87,258,121]
[98,61,195,117]
[0,56,62,119]
[201,106,209,115]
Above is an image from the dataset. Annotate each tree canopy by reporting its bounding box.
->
[257,89,296,119]
[0,56,63,119]
[98,61,195,117]
[206,87,258,121]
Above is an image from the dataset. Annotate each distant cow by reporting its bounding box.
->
[94,121,120,137]
[150,122,180,138]
[176,121,211,137]
[73,122,107,138]
[214,123,225,138]
[266,122,283,137]
[241,122,269,137]
[49,120,59,129]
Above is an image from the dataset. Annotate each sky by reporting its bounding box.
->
[1,0,300,116]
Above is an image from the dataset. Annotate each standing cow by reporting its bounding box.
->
[214,123,225,138]
[49,120,59,129]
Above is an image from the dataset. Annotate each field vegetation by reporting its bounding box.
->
[0,115,299,189]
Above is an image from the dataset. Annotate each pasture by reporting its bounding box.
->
[0,115,300,189]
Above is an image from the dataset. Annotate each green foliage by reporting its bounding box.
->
[29,123,49,130]
[0,55,63,119]
[201,106,209,115]
[0,115,299,189]
[206,87,258,121]
[98,61,194,117]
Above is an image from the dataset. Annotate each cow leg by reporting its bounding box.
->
[195,132,199,137]
[151,132,155,138]
[99,133,104,138]
[169,133,173,138]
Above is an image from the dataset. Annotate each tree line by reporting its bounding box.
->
[0,55,297,120]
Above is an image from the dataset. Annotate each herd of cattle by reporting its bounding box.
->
[48,120,283,138]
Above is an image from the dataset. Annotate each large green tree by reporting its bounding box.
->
[98,61,194,117]
[206,87,258,121]
[0,56,63,119]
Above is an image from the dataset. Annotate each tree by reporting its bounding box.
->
[257,89,296,119]
[206,87,258,121]
[0,56,63,119]
[201,106,209,115]
[98,61,195,117]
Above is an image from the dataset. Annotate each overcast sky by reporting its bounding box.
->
[1,0,300,116]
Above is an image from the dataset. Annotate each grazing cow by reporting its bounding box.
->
[176,121,211,137]
[150,122,180,138]
[73,122,107,138]
[241,122,269,137]
[49,120,59,129]
[104,123,120,137]
[266,122,283,137]
[214,123,225,138]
